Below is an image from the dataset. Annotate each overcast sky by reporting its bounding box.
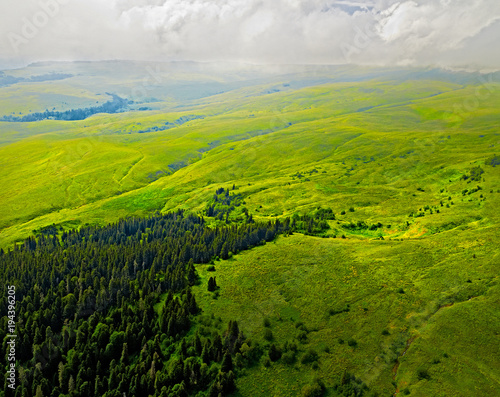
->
[0,0,499,70]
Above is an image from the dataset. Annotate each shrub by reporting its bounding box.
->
[417,368,430,380]
[301,382,324,397]
[347,338,358,348]
[301,348,318,364]
[283,340,298,352]
[263,328,273,341]
[462,166,484,181]
[268,343,282,361]
[485,154,500,166]
[297,331,308,343]
[263,317,271,327]
[282,351,296,365]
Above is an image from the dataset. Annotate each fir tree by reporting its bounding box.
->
[207,276,217,292]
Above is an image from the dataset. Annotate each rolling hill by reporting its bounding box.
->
[0,61,499,396]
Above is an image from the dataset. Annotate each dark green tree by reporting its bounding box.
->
[207,276,217,292]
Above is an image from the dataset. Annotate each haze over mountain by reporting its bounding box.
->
[1,0,499,70]
[1,2,500,397]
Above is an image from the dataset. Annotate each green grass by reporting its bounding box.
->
[1,64,499,395]
[1,79,499,247]
[192,226,500,396]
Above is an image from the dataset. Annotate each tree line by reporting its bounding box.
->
[0,94,128,122]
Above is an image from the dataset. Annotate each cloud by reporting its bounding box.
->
[0,0,498,70]
[374,0,500,65]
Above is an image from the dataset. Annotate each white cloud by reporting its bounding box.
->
[0,0,498,70]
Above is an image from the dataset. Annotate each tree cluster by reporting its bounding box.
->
[0,94,127,122]
[205,188,244,221]
[137,115,204,134]
[0,209,289,396]
[461,166,484,182]
[485,154,500,167]
[291,213,330,235]
[343,221,383,231]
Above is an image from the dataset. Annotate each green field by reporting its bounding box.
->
[0,61,499,396]
[193,228,500,396]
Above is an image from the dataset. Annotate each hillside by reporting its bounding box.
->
[0,63,498,248]
[0,62,499,397]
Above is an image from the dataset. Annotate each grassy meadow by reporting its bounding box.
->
[1,76,498,247]
[193,226,499,396]
[0,62,499,396]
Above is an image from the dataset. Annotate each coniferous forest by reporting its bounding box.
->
[0,94,128,122]
[0,208,291,396]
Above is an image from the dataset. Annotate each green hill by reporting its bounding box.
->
[0,62,499,396]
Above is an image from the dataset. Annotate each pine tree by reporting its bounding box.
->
[94,375,101,397]
[207,276,217,292]
[268,343,282,361]
[58,362,65,389]
[68,375,75,394]
[120,342,129,365]
[193,332,202,355]
[186,259,197,286]
[221,351,233,372]
[340,369,348,386]
[201,346,210,364]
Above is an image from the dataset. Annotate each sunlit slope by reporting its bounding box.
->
[192,225,500,396]
[0,80,499,247]
[157,83,499,234]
